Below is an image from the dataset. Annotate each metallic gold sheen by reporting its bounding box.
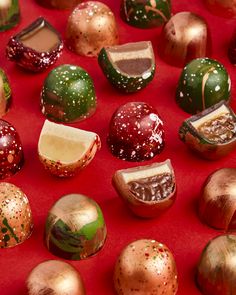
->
[159,12,210,67]
[205,0,236,18]
[26,260,85,295]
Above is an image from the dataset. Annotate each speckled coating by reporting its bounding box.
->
[0,182,33,248]
[120,0,171,29]
[114,239,178,295]
[0,0,20,32]
[0,68,11,117]
[41,64,96,123]
[0,119,24,180]
[98,41,155,93]
[176,58,231,114]
[107,102,165,161]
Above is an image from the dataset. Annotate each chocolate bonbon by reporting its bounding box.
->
[0,0,20,31]
[107,102,165,161]
[38,120,101,177]
[112,160,176,218]
[120,0,171,29]
[176,58,231,114]
[179,101,236,160]
[41,64,96,123]
[44,194,107,260]
[6,17,63,72]
[114,239,178,295]
[0,68,11,117]
[98,41,155,93]
[0,182,33,248]
[66,1,118,57]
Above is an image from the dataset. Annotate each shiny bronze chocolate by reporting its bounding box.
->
[159,12,210,67]
[205,0,236,18]
[66,1,118,56]
[37,0,82,10]
[199,168,236,230]
[114,239,178,295]
[26,260,85,295]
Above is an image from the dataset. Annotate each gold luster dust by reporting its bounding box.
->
[26,260,86,295]
[66,1,119,56]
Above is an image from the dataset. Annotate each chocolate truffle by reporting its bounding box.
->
[45,194,107,260]
[159,12,211,68]
[205,0,236,18]
[107,102,165,161]
[179,101,236,160]
[228,29,236,65]
[0,68,11,117]
[176,58,231,114]
[6,17,63,72]
[41,64,96,123]
[0,0,20,32]
[98,41,155,93]
[66,1,118,57]
[0,182,33,248]
[36,0,82,10]
[120,0,171,29]
[26,260,85,295]
[0,119,24,180]
[196,235,236,295]
[38,120,101,177]
[114,239,178,295]
[199,168,236,230]
[112,159,176,218]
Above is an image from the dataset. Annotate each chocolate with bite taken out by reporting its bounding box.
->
[228,29,236,65]
[176,58,231,114]
[0,119,24,180]
[0,0,20,32]
[107,102,165,162]
[36,0,82,9]
[6,17,63,72]
[98,41,155,93]
[120,0,171,29]
[41,65,96,123]
[179,101,236,160]
[112,159,176,218]
[0,68,11,118]
[66,1,118,57]
[205,0,236,18]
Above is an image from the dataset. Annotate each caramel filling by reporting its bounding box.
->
[20,26,59,52]
[128,173,173,201]
[114,58,152,76]
[197,113,236,143]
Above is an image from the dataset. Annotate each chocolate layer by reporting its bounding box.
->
[115,58,152,76]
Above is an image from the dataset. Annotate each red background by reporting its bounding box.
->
[0,0,236,294]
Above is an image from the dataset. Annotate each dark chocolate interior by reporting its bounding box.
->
[114,58,152,76]
[128,173,173,202]
[197,113,236,143]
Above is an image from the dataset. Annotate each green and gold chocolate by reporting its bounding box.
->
[98,41,155,93]
[120,0,171,29]
[0,68,11,117]
[179,101,236,160]
[0,0,20,32]
[176,58,231,114]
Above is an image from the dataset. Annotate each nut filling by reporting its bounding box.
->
[115,58,152,76]
[128,173,173,201]
[197,113,236,144]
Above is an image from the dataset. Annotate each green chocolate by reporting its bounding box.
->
[121,0,171,29]
[176,58,231,114]
[0,0,20,32]
[41,64,96,123]
[98,41,155,93]
[0,68,11,117]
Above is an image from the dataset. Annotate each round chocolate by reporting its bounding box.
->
[196,235,236,295]
[41,64,96,123]
[0,0,20,32]
[26,260,85,295]
[0,68,11,117]
[66,1,118,57]
[120,0,171,29]
[176,58,231,114]
[0,182,33,248]
[228,29,236,64]
[0,119,24,179]
[205,0,236,18]
[36,0,82,9]
[107,102,165,161]
[45,194,107,260]
[159,12,211,68]
[114,239,178,295]
[199,168,236,230]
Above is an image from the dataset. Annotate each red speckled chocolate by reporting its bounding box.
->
[107,102,165,161]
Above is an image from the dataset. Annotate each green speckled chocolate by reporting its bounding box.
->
[98,41,155,93]
[121,0,171,29]
[176,58,231,114]
[41,64,96,123]
[0,0,20,32]
[0,68,11,117]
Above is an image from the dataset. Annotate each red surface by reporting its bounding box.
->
[0,0,236,294]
